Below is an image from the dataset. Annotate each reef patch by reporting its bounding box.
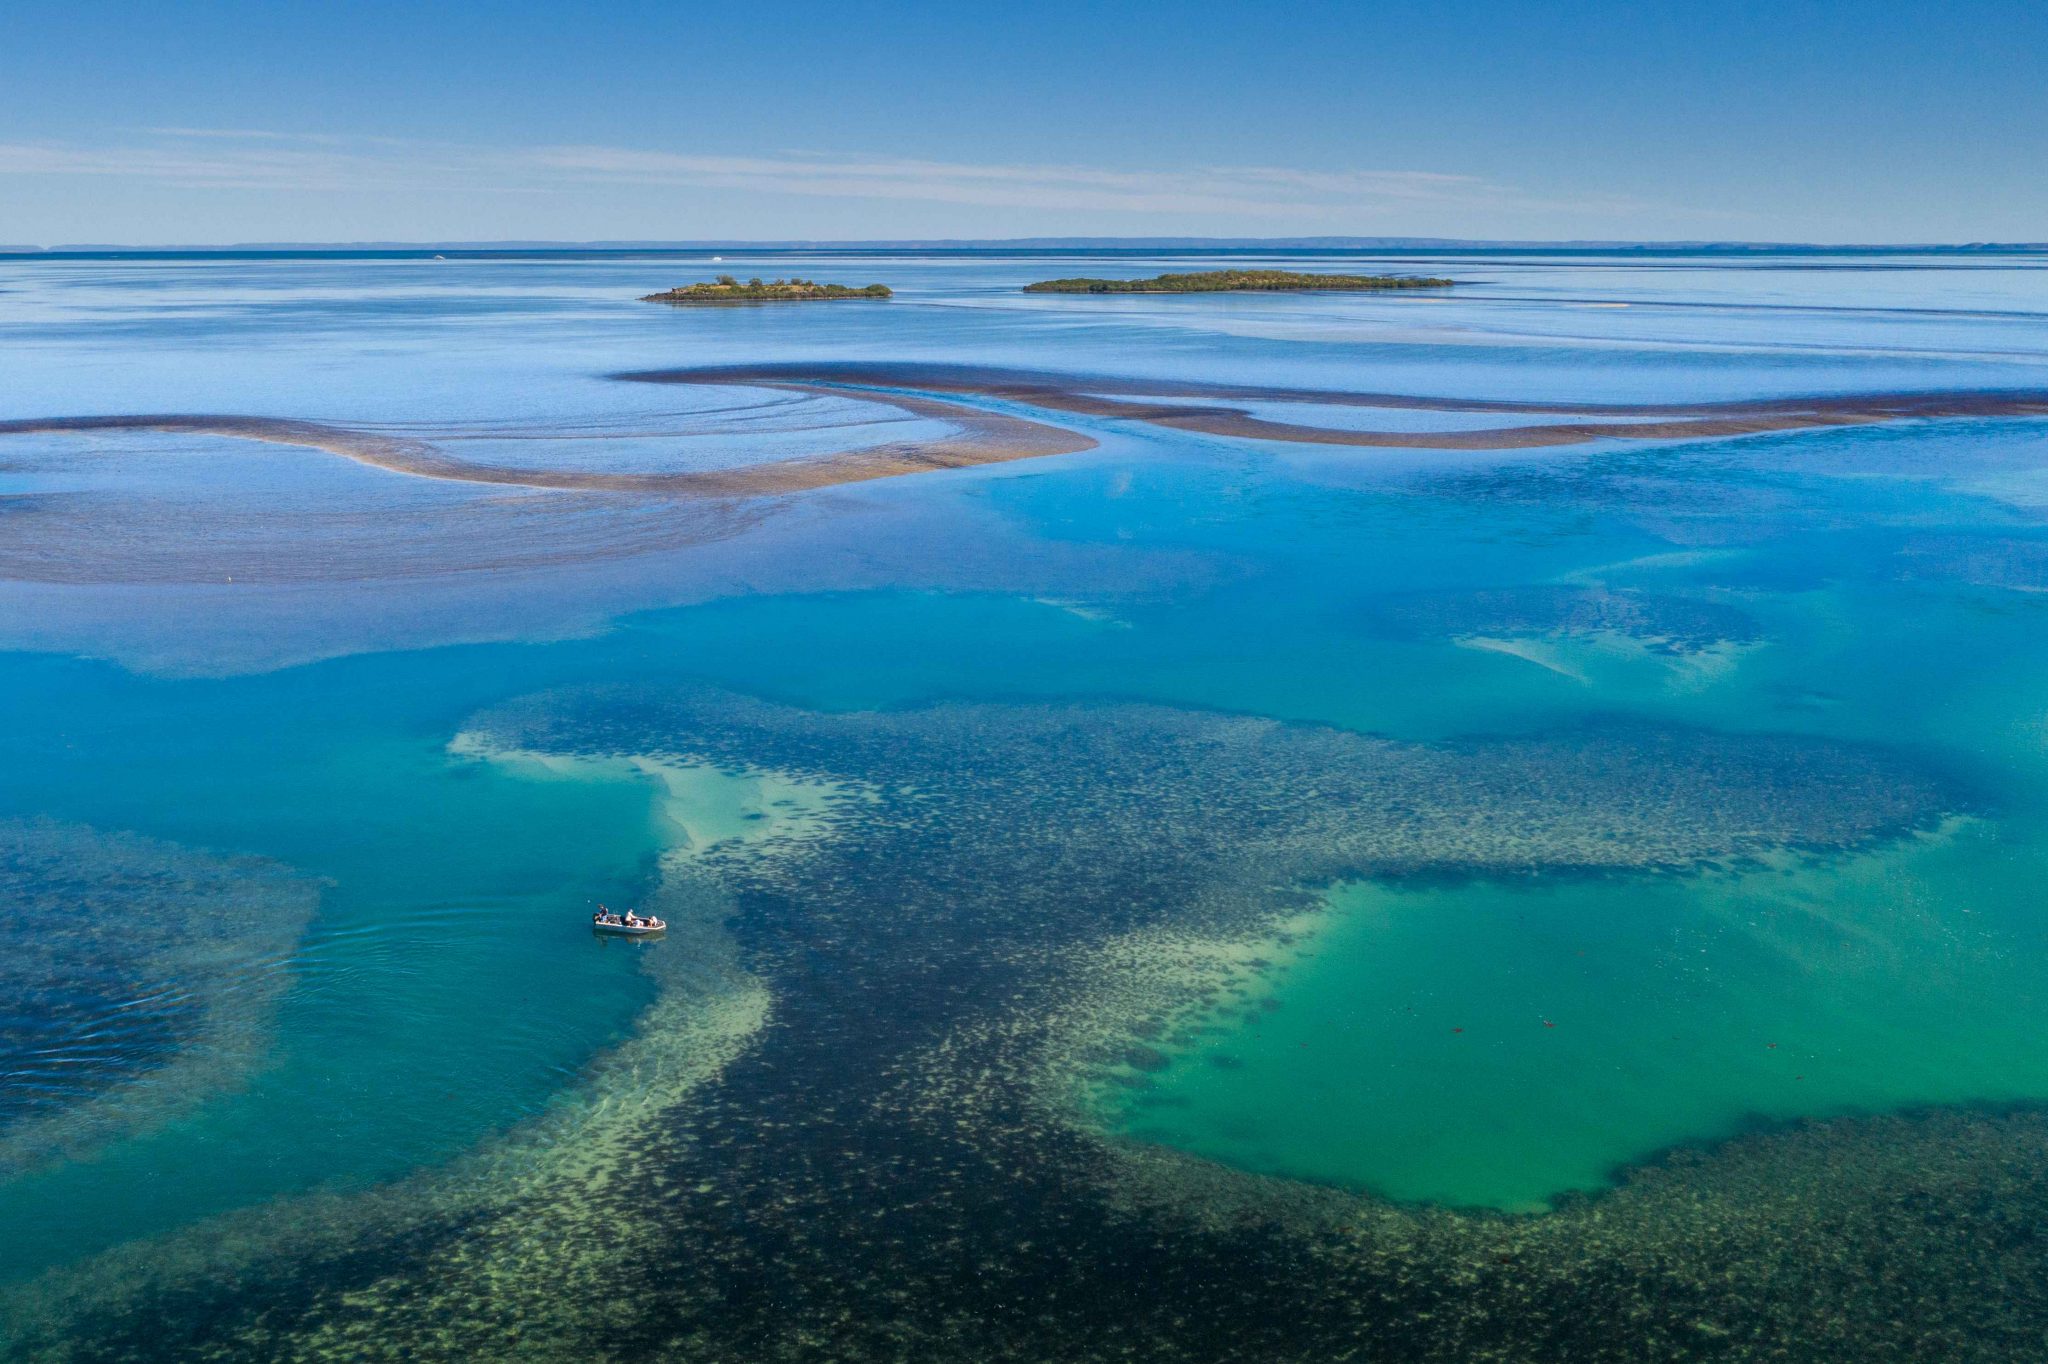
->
[0,818,317,1171]
[4,690,2010,1362]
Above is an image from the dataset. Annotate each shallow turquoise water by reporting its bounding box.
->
[1119,825,2048,1210]
[5,249,2048,1341]
[0,647,670,1275]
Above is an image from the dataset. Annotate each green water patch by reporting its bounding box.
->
[1099,818,2048,1210]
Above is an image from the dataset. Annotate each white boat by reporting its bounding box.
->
[592,915,666,936]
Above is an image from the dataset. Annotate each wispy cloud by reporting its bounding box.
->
[2,133,528,193]
[0,129,1652,222]
[143,127,342,142]
[516,146,1526,218]
[141,127,423,148]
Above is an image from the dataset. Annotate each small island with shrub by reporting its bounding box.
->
[641,275,893,304]
[1021,269,1453,294]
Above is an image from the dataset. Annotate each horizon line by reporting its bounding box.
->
[4,236,2046,255]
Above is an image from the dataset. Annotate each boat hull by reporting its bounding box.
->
[592,921,665,936]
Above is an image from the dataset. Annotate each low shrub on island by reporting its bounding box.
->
[1021,269,1453,294]
[641,275,892,303]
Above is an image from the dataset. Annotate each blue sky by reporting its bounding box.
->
[2,0,2044,244]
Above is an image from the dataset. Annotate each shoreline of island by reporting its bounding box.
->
[642,275,891,304]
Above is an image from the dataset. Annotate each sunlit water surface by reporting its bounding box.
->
[4,247,2048,1358]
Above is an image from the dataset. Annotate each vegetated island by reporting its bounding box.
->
[641,274,891,303]
[1021,268,1453,294]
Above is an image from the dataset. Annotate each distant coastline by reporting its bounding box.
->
[641,275,890,303]
[1021,269,1453,294]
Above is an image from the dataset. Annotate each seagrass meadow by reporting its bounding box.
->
[5,246,2048,1361]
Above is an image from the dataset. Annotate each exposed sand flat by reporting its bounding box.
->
[625,362,2048,452]
[0,395,1096,497]
[15,364,2030,511]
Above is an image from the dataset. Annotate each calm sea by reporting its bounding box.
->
[4,247,2048,1360]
